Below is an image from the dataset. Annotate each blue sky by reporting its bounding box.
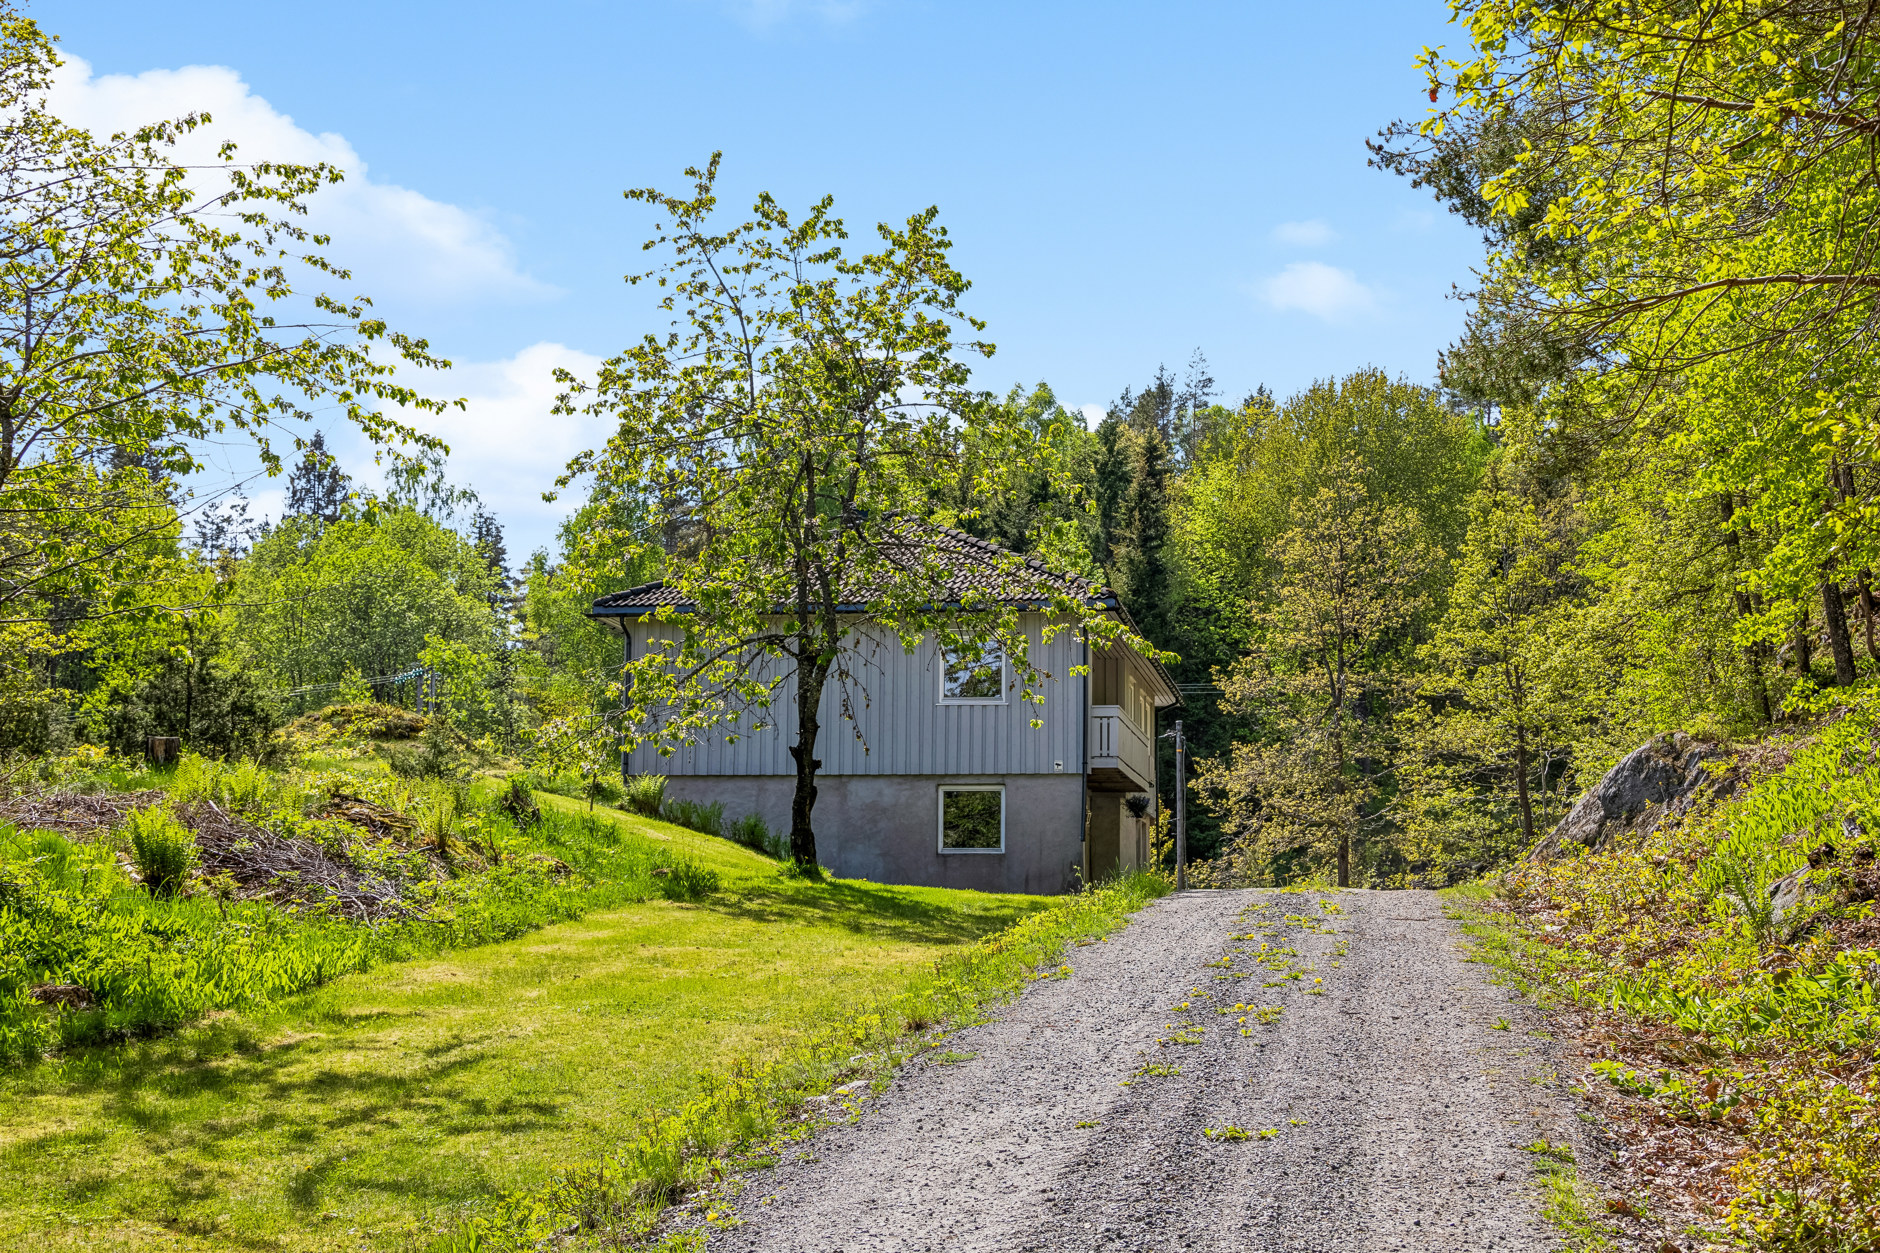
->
[40,0,1483,559]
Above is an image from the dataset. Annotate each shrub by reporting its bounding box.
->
[656,858,720,902]
[381,723,464,780]
[416,781,467,858]
[169,754,287,812]
[622,774,667,817]
[727,812,785,859]
[662,798,723,838]
[288,702,428,741]
[124,806,197,898]
[1729,1072,1880,1250]
[585,774,624,807]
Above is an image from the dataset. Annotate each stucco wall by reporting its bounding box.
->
[663,773,1084,895]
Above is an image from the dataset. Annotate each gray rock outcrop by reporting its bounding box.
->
[1529,732,1737,861]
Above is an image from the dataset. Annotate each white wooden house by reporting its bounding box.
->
[588,527,1179,894]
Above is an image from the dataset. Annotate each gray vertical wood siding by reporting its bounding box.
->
[625,612,1083,777]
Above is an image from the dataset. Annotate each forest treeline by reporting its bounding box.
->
[940,352,1813,889]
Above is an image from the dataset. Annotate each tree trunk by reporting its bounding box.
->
[1513,721,1536,847]
[1795,608,1813,678]
[1822,573,1859,686]
[184,618,195,745]
[787,647,831,872]
[1331,647,1351,889]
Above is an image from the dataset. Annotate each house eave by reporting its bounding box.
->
[586,595,1123,620]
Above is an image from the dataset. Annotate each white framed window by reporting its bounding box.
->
[938,785,1005,853]
[940,640,1005,702]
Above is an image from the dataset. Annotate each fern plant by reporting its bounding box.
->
[124,806,197,898]
[621,774,667,817]
[662,798,724,838]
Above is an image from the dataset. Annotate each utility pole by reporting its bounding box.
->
[1160,718,1189,889]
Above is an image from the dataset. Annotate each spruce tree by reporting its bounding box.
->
[1092,415,1133,569]
[470,505,511,609]
[1114,427,1173,643]
[284,432,351,524]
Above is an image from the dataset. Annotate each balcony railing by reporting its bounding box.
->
[1089,704,1154,791]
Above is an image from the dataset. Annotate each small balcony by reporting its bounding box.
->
[1088,705,1155,793]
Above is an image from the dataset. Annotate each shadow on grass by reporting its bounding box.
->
[696,875,1042,946]
[3,1019,503,1168]
[541,798,1046,945]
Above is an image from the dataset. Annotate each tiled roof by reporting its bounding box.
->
[590,521,1113,613]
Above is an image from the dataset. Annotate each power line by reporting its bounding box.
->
[273,664,429,700]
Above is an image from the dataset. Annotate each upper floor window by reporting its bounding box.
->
[941,640,1005,702]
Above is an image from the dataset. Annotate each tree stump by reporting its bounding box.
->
[146,736,181,766]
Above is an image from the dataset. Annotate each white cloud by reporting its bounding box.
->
[179,342,601,558]
[400,342,606,553]
[47,56,552,305]
[1259,262,1378,321]
[1078,403,1106,429]
[1271,219,1336,247]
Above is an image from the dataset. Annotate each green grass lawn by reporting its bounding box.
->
[0,797,1047,1251]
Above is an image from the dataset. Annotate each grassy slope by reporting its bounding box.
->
[0,796,1046,1251]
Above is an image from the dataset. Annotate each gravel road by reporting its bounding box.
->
[706,888,1588,1252]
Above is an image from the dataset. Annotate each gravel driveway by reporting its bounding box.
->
[707,888,1586,1252]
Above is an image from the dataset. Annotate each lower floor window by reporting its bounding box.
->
[939,786,1004,852]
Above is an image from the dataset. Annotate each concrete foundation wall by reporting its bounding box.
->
[662,774,1085,896]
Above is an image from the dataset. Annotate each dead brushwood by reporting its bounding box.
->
[0,786,437,924]
[176,799,415,925]
[318,792,419,843]
[0,790,165,838]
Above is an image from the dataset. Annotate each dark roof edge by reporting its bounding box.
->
[585,596,1122,618]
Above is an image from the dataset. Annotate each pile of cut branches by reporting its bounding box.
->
[177,799,414,925]
[0,790,164,838]
[318,792,418,843]
[0,786,440,924]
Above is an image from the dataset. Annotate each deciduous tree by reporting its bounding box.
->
[553,156,1143,871]
[1197,456,1437,886]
